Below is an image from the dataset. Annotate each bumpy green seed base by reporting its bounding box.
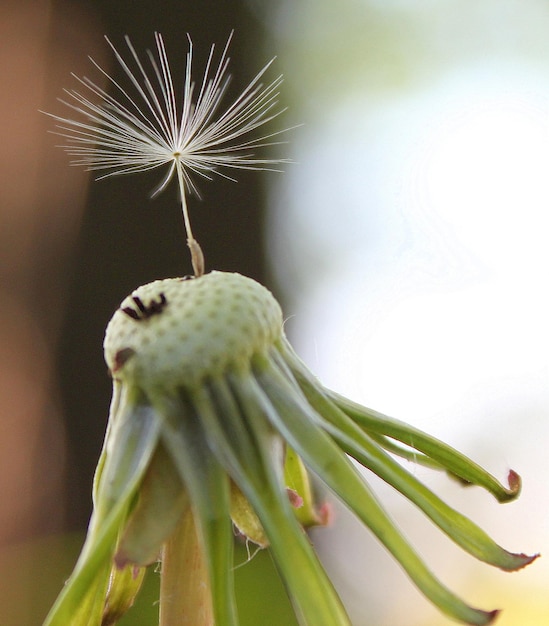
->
[104,271,283,390]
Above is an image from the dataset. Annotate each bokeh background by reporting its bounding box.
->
[1,1,548,625]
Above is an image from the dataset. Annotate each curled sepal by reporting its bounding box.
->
[328,391,521,503]
[287,359,538,572]
[101,564,146,626]
[256,356,499,626]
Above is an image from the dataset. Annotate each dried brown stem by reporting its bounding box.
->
[188,238,205,278]
[159,507,213,626]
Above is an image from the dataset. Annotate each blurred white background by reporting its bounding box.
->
[261,1,549,624]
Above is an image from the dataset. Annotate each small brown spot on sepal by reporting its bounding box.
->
[112,347,136,372]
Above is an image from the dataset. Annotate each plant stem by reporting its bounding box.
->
[159,507,213,626]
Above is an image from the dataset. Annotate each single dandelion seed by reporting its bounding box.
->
[43,32,290,276]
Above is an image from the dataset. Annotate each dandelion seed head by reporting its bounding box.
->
[43,31,291,275]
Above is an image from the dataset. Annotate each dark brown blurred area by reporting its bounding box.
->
[0,0,101,546]
[0,0,270,552]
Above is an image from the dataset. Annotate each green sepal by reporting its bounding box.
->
[43,493,134,626]
[154,388,239,626]
[46,561,111,626]
[193,372,352,626]
[330,391,521,502]
[257,354,498,626]
[43,385,162,626]
[116,443,189,568]
[101,563,146,625]
[289,359,537,572]
[230,480,269,548]
[368,431,446,470]
[283,446,326,527]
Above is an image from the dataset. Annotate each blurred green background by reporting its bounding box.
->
[1,1,548,625]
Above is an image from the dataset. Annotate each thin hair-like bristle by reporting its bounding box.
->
[42,32,291,268]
